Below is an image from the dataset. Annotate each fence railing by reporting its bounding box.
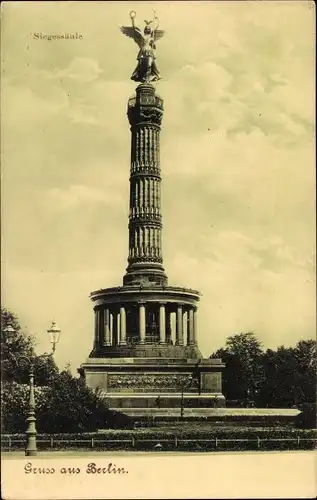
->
[2,436,316,451]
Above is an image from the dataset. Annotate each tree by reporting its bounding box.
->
[1,307,59,386]
[36,366,133,432]
[295,402,317,429]
[258,340,316,408]
[37,367,105,432]
[294,340,316,404]
[1,307,36,384]
[258,346,296,408]
[213,330,316,409]
[1,307,133,433]
[211,332,264,405]
[33,354,59,386]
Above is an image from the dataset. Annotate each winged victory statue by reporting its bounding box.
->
[120,11,165,83]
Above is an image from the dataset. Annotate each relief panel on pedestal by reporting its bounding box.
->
[107,373,199,393]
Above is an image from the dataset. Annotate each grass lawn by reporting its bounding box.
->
[2,425,315,453]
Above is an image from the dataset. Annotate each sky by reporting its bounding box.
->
[1,1,315,371]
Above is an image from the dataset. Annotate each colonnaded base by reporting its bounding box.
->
[80,356,226,418]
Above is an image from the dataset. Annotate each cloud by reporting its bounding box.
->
[48,184,114,211]
[1,1,315,370]
[52,57,104,83]
[167,229,315,354]
[2,84,68,128]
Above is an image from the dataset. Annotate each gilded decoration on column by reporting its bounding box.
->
[120,10,164,83]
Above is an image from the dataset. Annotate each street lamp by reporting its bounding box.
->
[47,321,61,354]
[2,323,15,337]
[3,325,37,456]
[3,321,61,456]
[173,375,193,419]
[212,396,219,409]
[24,359,37,456]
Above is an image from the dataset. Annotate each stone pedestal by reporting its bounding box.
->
[80,356,225,411]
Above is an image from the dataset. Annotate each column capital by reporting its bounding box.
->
[184,305,196,312]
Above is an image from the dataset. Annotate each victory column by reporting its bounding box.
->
[80,12,225,416]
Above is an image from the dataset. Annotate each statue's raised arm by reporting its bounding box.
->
[152,12,165,46]
[120,10,164,83]
[120,11,144,49]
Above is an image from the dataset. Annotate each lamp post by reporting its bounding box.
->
[2,325,37,456]
[47,321,61,354]
[212,395,219,409]
[174,375,192,419]
[3,321,62,456]
[25,359,37,456]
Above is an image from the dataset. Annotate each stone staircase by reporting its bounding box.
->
[112,406,300,422]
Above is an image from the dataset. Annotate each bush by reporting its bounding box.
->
[1,307,133,434]
[106,410,134,430]
[1,372,133,434]
[1,427,316,452]
[1,381,51,433]
[36,370,133,433]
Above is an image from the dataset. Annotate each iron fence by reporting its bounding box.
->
[1,435,316,452]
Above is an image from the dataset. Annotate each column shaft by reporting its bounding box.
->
[112,311,119,346]
[188,309,195,345]
[193,308,198,345]
[176,305,183,345]
[149,178,152,209]
[139,304,146,344]
[109,313,113,346]
[104,309,111,346]
[159,304,166,344]
[99,309,104,346]
[166,309,171,344]
[119,307,127,345]
[124,85,167,286]
[94,309,99,348]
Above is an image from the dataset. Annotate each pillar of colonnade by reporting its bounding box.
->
[104,308,111,346]
[159,303,166,344]
[139,303,146,344]
[94,308,99,349]
[176,305,184,346]
[119,306,127,345]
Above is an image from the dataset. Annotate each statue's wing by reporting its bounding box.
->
[154,29,165,42]
[120,26,143,47]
